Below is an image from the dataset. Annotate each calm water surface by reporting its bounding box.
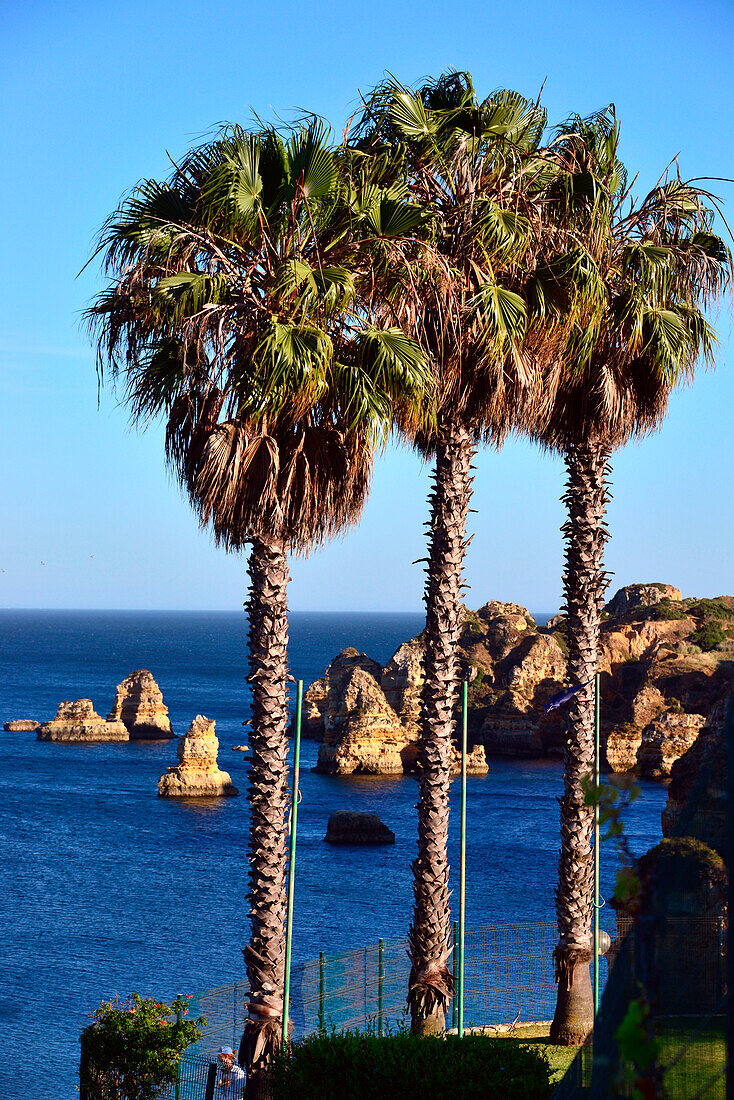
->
[0,611,667,1098]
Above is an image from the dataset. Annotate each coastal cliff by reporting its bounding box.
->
[303,585,734,776]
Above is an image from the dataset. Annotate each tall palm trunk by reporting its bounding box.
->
[240,536,291,1098]
[550,441,611,1046]
[409,419,475,1035]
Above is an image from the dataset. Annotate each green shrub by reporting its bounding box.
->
[80,993,205,1100]
[690,621,727,652]
[267,1030,553,1100]
[647,599,686,621]
[687,598,734,621]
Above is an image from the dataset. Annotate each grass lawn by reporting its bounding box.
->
[659,1017,726,1099]
[477,1025,578,1086]
[482,1017,726,1097]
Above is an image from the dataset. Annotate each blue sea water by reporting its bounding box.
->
[0,611,668,1098]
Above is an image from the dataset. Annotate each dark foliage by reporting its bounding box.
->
[267,1031,553,1100]
[691,621,727,652]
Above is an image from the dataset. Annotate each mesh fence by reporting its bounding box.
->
[184,918,620,1058]
[81,917,727,1098]
[553,916,727,1099]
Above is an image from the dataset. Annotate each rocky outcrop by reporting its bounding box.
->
[325,812,396,845]
[37,700,129,742]
[108,670,174,739]
[316,663,412,775]
[662,697,728,857]
[302,649,384,739]
[604,583,682,616]
[636,711,706,779]
[381,640,424,734]
[158,716,238,798]
[303,585,734,774]
[4,719,39,731]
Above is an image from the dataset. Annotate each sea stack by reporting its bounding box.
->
[158,716,238,798]
[4,720,39,731]
[108,670,174,739]
[37,700,129,742]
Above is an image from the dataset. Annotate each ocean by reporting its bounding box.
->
[0,610,668,1098]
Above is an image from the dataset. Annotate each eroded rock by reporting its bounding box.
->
[158,716,238,798]
[605,583,682,616]
[302,586,734,774]
[37,699,128,742]
[315,664,411,775]
[108,670,174,739]
[4,720,39,731]
[325,812,395,845]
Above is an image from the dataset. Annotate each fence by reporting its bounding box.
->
[81,917,727,1097]
[553,916,727,1099]
[183,918,619,1059]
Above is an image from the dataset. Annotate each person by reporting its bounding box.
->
[214,1046,245,1099]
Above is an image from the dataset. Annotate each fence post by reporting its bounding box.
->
[319,952,325,1031]
[79,1032,90,1100]
[458,680,468,1037]
[452,920,459,1031]
[282,680,303,1046]
[377,938,384,1036]
[174,996,183,1100]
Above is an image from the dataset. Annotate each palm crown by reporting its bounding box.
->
[352,71,561,438]
[88,118,434,550]
[533,105,731,448]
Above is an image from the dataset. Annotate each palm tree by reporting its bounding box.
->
[528,108,731,1044]
[352,72,564,1034]
[87,118,433,1092]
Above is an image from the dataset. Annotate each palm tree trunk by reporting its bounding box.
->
[409,419,475,1035]
[550,441,611,1046]
[240,536,291,1098]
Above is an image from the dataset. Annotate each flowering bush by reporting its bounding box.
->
[80,993,206,1100]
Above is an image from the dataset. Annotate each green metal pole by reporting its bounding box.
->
[458,680,468,1037]
[282,680,303,1045]
[378,938,384,1036]
[319,952,325,1031]
[452,921,459,1031]
[593,672,600,1016]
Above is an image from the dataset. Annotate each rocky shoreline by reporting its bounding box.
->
[301,583,734,779]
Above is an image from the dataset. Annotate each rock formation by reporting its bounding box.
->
[604,583,682,616]
[315,659,413,774]
[108,670,174,739]
[36,700,129,742]
[325,812,395,845]
[158,716,238,798]
[303,585,734,774]
[4,719,39,731]
[662,696,728,857]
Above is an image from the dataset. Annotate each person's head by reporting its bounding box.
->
[217,1046,235,1068]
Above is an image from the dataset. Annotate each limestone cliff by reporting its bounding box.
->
[661,696,728,857]
[37,699,129,742]
[311,647,488,776]
[304,585,734,775]
[108,670,174,739]
[158,716,238,797]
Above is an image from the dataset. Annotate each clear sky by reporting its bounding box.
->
[1,0,732,613]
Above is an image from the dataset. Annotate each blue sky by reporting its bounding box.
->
[1,0,732,612]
